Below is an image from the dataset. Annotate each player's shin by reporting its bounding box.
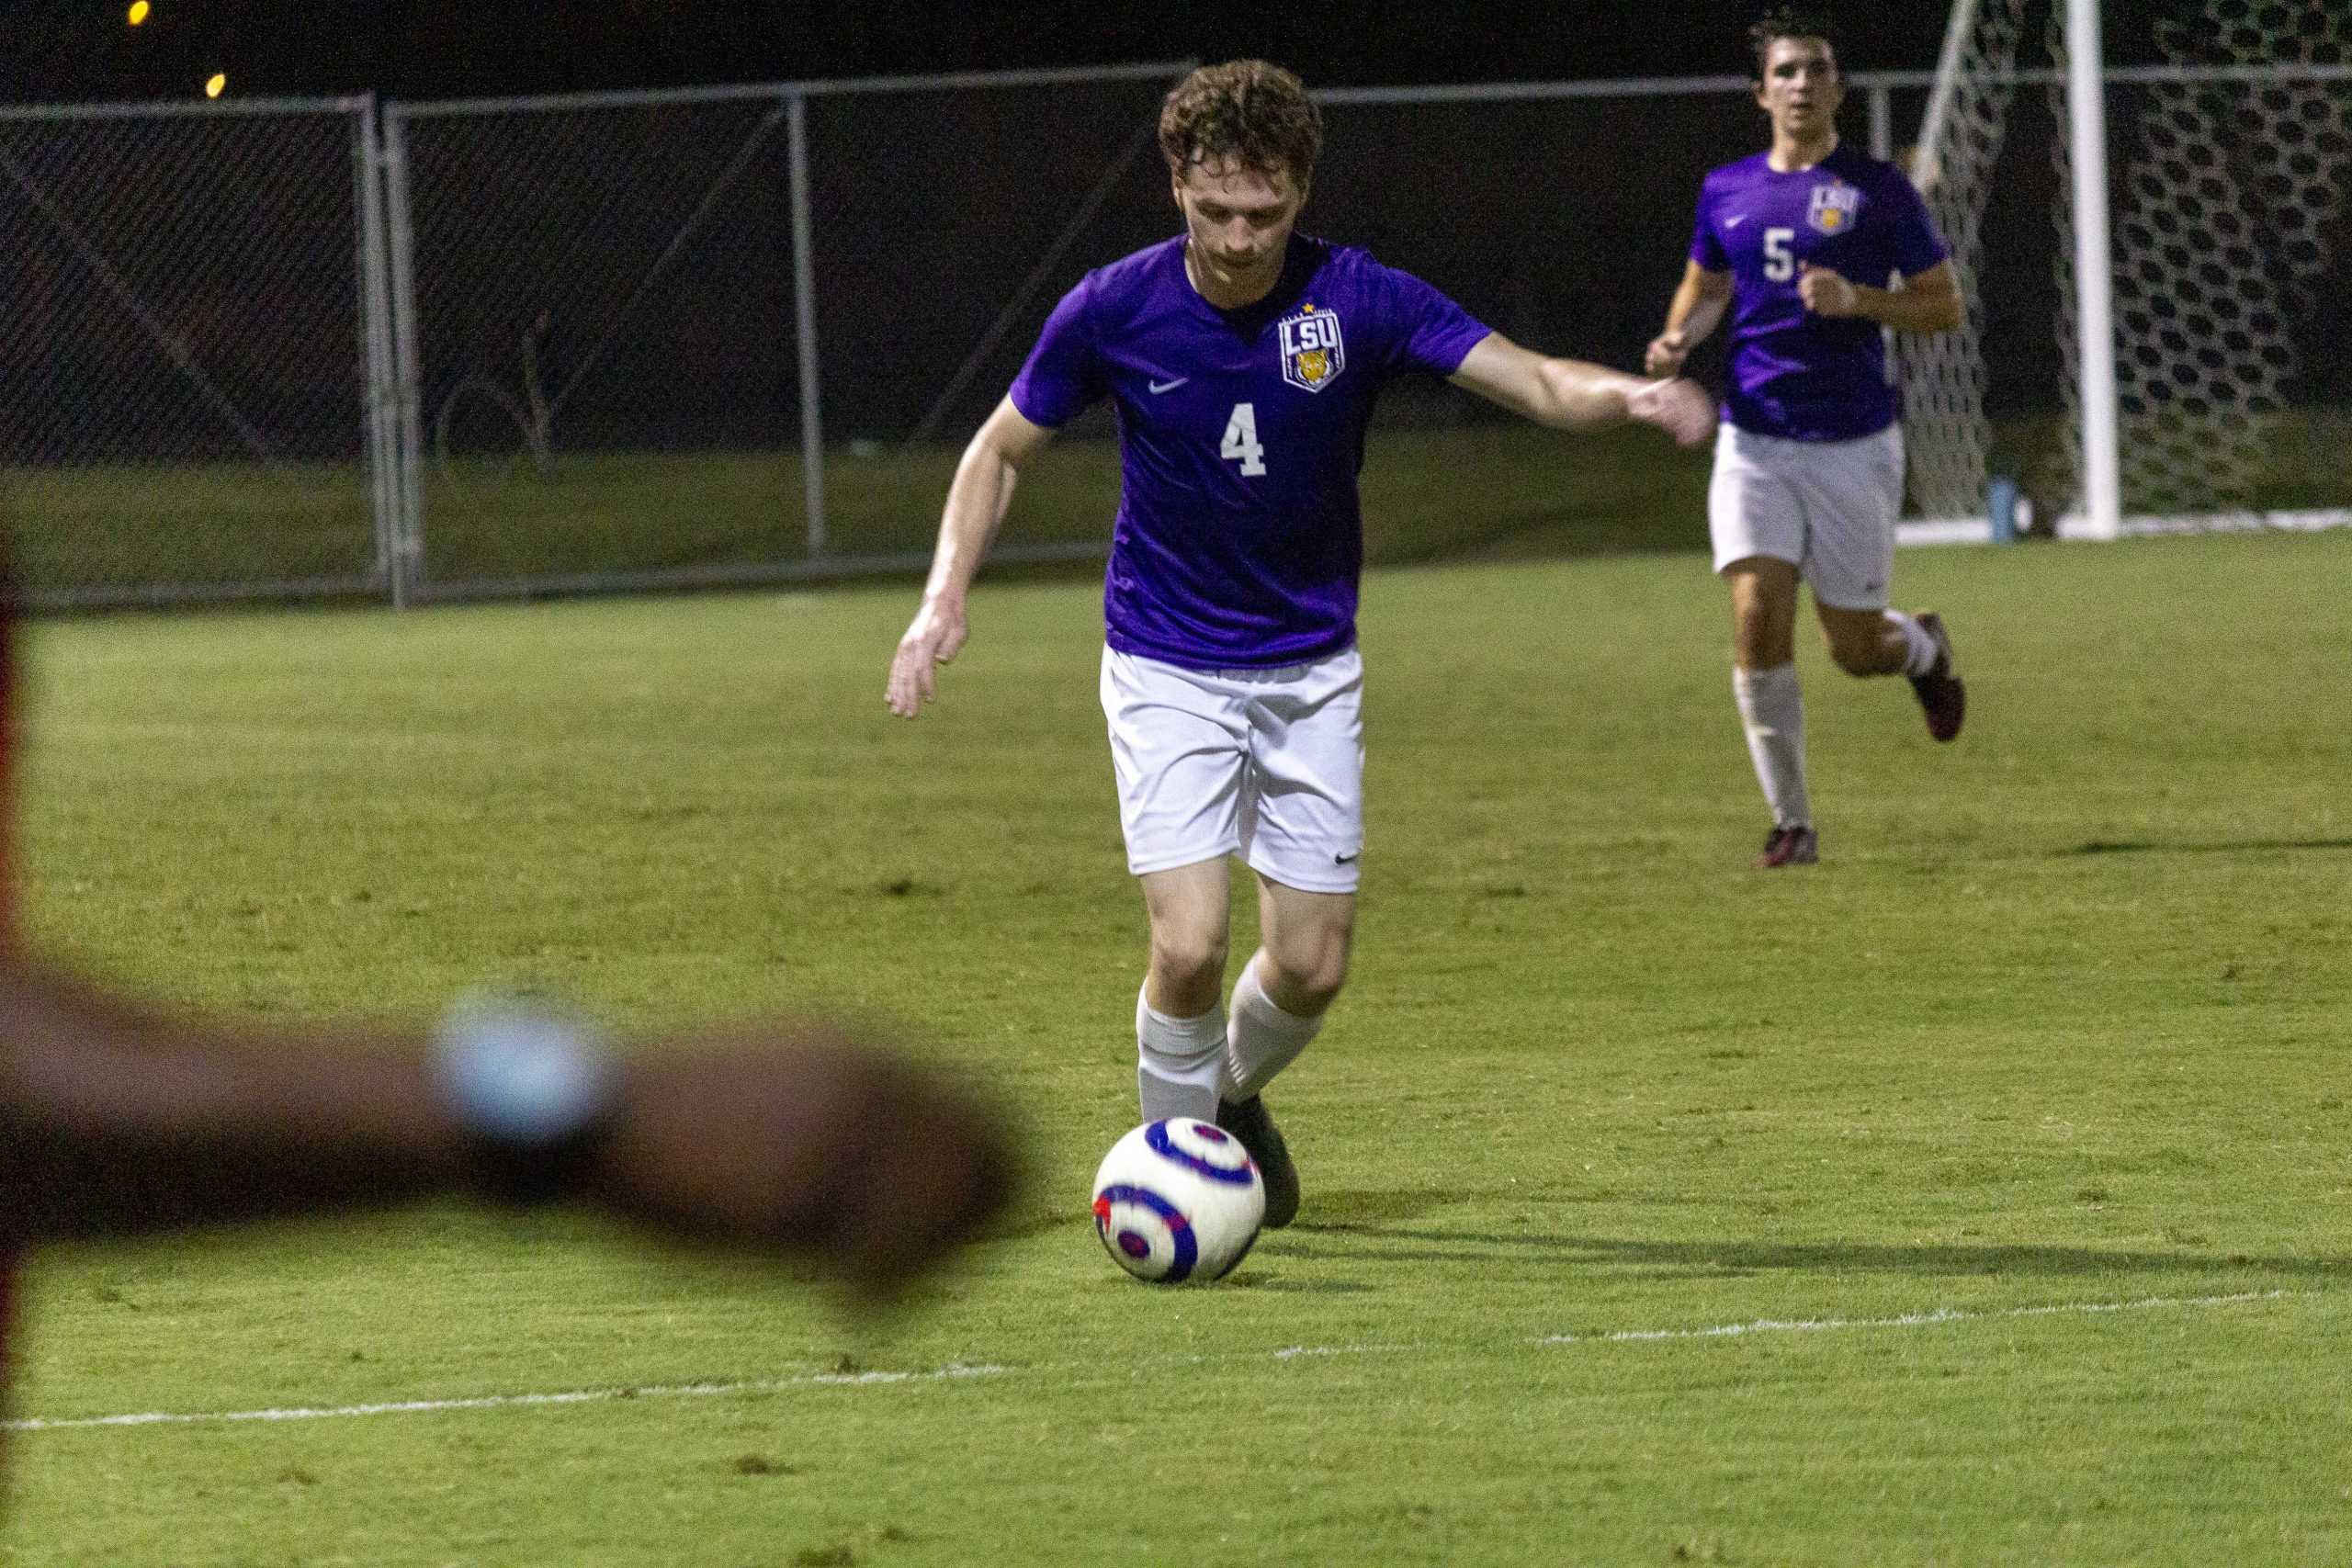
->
[1218,961,1325,1103]
[1136,987,1227,1123]
[1733,662,1812,829]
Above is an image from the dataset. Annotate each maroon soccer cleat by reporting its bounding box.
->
[1215,1094,1298,1229]
[1753,824,1819,869]
[1908,612,1966,742]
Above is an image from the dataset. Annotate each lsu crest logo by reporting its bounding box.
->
[1278,302,1346,393]
[1807,181,1862,235]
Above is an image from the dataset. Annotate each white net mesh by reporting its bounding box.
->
[2049,0,2351,522]
[1904,0,2352,528]
[1898,0,2032,522]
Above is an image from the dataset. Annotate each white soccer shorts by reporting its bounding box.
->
[1707,422,1905,610]
[1099,645,1364,895]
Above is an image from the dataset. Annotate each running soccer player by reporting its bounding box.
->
[1645,7,1968,869]
[886,59,1713,1227]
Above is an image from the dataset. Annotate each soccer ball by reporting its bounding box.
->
[1090,1117,1265,1285]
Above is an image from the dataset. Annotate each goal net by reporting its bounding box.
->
[1898,0,2352,538]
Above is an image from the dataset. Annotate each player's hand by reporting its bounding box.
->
[590,1026,1020,1302]
[1797,263,1860,318]
[1644,330,1690,378]
[1626,377,1715,447]
[885,596,968,718]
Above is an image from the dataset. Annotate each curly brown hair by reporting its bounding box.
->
[1158,60,1323,186]
[1747,6,1842,81]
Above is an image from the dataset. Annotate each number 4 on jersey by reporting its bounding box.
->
[1220,402,1267,477]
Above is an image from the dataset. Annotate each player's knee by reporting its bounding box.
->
[1293,964,1348,1013]
[1266,937,1351,1011]
[1148,929,1228,999]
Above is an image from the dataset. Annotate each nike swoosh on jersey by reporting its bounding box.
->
[1148,378,1188,394]
[1724,214,1748,228]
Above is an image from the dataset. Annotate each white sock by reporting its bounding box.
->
[1136,987,1226,1124]
[1733,662,1811,829]
[1883,611,1939,677]
[1217,960,1325,1104]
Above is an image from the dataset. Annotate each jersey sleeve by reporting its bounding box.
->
[1688,181,1727,272]
[1375,263,1493,377]
[1883,174,1951,277]
[1006,272,1104,428]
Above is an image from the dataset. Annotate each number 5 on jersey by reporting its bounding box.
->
[1221,402,1267,476]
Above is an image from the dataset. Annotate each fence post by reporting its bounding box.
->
[381,105,425,606]
[787,89,826,562]
[356,95,402,604]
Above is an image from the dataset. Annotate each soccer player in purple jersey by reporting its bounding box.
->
[1646,8,1969,870]
[886,60,1713,1226]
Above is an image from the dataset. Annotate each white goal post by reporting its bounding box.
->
[1912,0,1984,197]
[1896,0,2352,545]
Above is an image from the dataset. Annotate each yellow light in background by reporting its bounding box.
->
[127,1,151,24]
[204,73,226,98]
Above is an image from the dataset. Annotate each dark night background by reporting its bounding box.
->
[6,0,2337,556]
[6,1,2192,104]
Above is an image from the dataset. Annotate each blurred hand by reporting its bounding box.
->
[1644,329,1690,378]
[590,1026,1019,1301]
[1798,263,1860,318]
[885,596,968,718]
[1626,377,1716,447]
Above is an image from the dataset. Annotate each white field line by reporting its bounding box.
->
[3,1362,1006,1434]
[5,1288,2321,1435]
[1535,1288,2309,1345]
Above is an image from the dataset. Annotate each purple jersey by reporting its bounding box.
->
[1689,144,1949,441]
[1009,234,1491,670]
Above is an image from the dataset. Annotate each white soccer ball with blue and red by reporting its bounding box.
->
[1090,1117,1265,1284]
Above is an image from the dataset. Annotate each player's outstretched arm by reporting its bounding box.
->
[886,398,1055,720]
[0,957,1017,1298]
[1449,334,1715,447]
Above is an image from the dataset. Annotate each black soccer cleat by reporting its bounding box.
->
[1216,1094,1299,1230]
[1753,823,1819,869]
[1907,611,1966,743]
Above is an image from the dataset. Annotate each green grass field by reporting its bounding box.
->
[4,525,2348,1564]
[11,403,2350,601]
[3,421,1720,600]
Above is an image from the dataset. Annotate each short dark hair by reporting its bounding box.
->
[1747,6,1842,82]
[1159,60,1324,187]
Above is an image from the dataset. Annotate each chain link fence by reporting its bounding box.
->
[5,57,2346,607]
[0,96,389,606]
[383,65,1184,603]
